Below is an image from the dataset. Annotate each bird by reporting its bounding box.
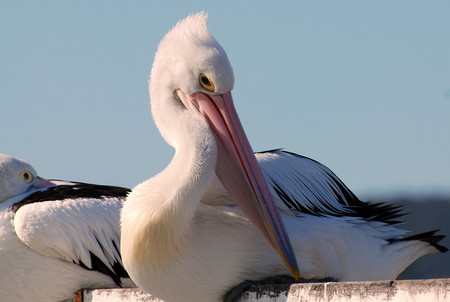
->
[0,154,135,302]
[120,12,447,302]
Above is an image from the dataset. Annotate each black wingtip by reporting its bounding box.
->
[389,229,448,253]
[78,251,130,287]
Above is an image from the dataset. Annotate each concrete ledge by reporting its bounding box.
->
[82,288,162,302]
[81,278,449,302]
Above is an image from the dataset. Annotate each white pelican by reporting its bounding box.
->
[121,13,447,302]
[0,154,135,302]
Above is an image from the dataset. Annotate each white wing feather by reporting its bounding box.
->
[255,151,354,216]
[14,196,123,271]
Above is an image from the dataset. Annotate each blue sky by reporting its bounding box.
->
[1,1,449,198]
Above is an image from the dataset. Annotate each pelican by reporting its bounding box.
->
[0,154,135,302]
[121,13,447,302]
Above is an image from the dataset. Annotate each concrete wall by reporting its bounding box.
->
[80,278,449,302]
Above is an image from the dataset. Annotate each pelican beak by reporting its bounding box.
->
[189,91,300,280]
[26,176,56,192]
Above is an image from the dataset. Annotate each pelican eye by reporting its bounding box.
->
[19,170,34,184]
[199,73,215,92]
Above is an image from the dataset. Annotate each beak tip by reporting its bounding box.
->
[284,257,300,281]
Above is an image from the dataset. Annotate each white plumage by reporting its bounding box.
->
[120,13,446,302]
[0,154,135,302]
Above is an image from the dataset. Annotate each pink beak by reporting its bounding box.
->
[188,91,300,280]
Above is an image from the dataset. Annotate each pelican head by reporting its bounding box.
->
[0,154,54,203]
[150,12,234,148]
[148,12,299,279]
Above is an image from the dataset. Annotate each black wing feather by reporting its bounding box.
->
[12,181,130,212]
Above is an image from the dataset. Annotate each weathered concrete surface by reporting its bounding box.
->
[239,279,450,301]
[82,288,163,302]
[81,278,450,302]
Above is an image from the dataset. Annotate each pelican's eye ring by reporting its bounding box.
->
[20,170,34,184]
[199,73,215,92]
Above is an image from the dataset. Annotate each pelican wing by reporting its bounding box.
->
[204,149,403,224]
[256,150,404,224]
[13,182,130,285]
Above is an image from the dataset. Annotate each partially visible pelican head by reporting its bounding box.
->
[0,154,54,203]
[148,12,299,279]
